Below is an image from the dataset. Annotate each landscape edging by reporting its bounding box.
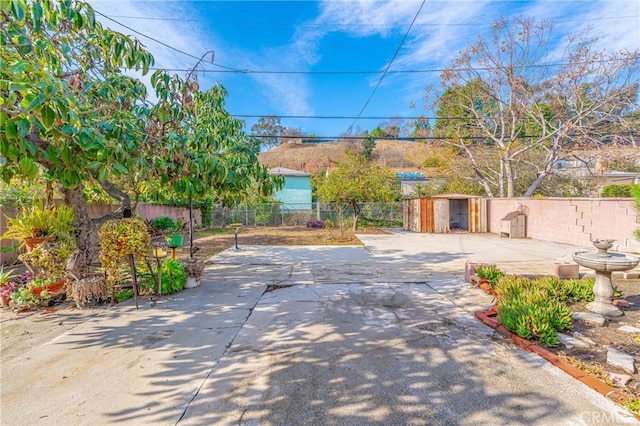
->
[474,310,631,406]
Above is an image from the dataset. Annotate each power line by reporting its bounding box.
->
[94,10,244,73]
[347,0,425,133]
[249,132,639,141]
[106,14,640,27]
[139,57,631,75]
[234,114,434,120]
[98,9,636,77]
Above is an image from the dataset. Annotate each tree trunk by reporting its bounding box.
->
[62,180,133,279]
[352,202,361,231]
[61,184,97,280]
[504,157,515,198]
[523,172,547,197]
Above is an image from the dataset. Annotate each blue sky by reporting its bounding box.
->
[89,1,640,138]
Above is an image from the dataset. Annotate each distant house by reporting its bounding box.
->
[397,172,427,196]
[269,167,312,210]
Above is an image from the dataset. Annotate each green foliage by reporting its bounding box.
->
[2,201,74,241]
[0,268,16,285]
[250,115,285,150]
[633,184,640,241]
[2,0,281,276]
[115,289,133,302]
[601,184,640,198]
[563,277,595,302]
[475,266,505,287]
[495,275,592,347]
[160,259,186,294]
[440,178,485,196]
[98,218,151,286]
[314,152,399,230]
[430,17,639,198]
[362,135,376,160]
[622,398,640,416]
[152,216,177,232]
[19,240,75,279]
[1,0,154,188]
[0,179,48,209]
[11,286,46,310]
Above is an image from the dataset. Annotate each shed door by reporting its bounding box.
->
[468,197,487,232]
[421,197,434,233]
[433,198,449,233]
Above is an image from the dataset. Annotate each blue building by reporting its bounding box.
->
[269,167,313,210]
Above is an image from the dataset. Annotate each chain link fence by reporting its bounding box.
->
[211,202,403,228]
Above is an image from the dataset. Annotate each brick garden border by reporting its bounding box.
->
[474,309,631,405]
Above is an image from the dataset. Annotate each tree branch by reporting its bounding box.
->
[91,180,132,225]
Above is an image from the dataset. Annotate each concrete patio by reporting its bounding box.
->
[1,231,637,425]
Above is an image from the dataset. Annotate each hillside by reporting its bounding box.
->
[258,140,426,174]
[259,140,640,177]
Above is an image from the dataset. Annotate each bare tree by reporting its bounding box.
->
[432,17,639,197]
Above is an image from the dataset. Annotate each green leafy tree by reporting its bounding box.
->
[359,131,376,160]
[1,0,280,275]
[2,0,155,276]
[250,115,285,150]
[314,153,398,231]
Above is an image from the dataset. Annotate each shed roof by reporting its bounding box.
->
[429,193,484,199]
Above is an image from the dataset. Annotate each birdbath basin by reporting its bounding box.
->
[572,239,639,317]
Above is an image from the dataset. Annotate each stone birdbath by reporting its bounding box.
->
[572,239,639,318]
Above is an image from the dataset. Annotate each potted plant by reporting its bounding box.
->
[150,216,184,249]
[0,268,16,306]
[2,201,74,251]
[7,271,54,310]
[18,239,75,297]
[181,257,205,288]
[98,218,151,308]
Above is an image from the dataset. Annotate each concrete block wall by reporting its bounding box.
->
[488,198,640,253]
[87,202,201,227]
[1,203,202,265]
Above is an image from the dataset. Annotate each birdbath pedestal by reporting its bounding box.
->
[572,239,639,318]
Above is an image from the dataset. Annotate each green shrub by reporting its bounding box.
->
[152,216,177,232]
[495,276,577,347]
[600,183,639,198]
[475,266,505,287]
[563,277,595,302]
[116,289,133,302]
[160,259,186,295]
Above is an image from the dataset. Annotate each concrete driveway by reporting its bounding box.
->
[1,231,637,425]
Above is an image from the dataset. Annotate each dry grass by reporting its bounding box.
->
[179,226,389,260]
[258,140,425,173]
[557,353,614,386]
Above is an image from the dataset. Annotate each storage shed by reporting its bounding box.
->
[403,194,487,233]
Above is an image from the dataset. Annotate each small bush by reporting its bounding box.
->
[306,220,325,228]
[152,216,177,232]
[600,183,639,198]
[160,259,186,294]
[622,398,640,416]
[475,266,505,287]
[495,276,577,347]
[115,289,133,302]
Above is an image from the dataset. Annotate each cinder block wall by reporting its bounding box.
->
[488,198,640,253]
[87,202,201,226]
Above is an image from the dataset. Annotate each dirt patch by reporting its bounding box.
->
[0,226,387,361]
[181,226,388,261]
[552,278,640,402]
